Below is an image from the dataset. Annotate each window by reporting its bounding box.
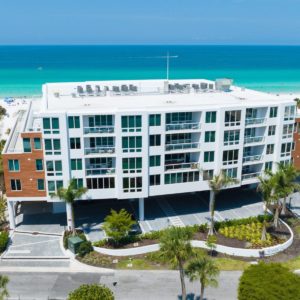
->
[35,159,43,171]
[166,112,192,124]
[269,107,278,118]
[223,150,239,165]
[224,130,240,146]
[43,117,59,134]
[268,125,276,136]
[88,137,114,154]
[281,142,292,157]
[266,144,275,155]
[86,177,115,189]
[223,168,238,179]
[284,105,296,121]
[245,108,257,120]
[86,157,113,175]
[89,115,113,127]
[283,124,294,138]
[165,171,200,184]
[46,160,63,176]
[205,111,216,123]
[71,159,82,171]
[121,115,142,132]
[68,116,80,129]
[204,151,214,162]
[265,162,273,171]
[203,170,213,181]
[149,114,161,126]
[34,138,41,150]
[11,179,21,191]
[47,180,63,193]
[150,135,161,146]
[70,138,81,149]
[37,179,45,191]
[73,178,83,188]
[8,159,20,172]
[122,157,142,173]
[225,110,241,126]
[123,177,142,192]
[150,174,160,186]
[122,136,142,153]
[150,155,161,167]
[205,131,215,143]
[45,139,61,155]
[23,138,31,152]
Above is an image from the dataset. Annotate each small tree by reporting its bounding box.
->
[51,179,88,234]
[294,98,300,109]
[0,106,6,118]
[102,209,136,246]
[0,275,9,300]
[238,262,300,300]
[185,254,219,300]
[159,226,193,300]
[208,172,238,235]
[67,284,114,300]
[205,235,217,256]
[0,197,7,225]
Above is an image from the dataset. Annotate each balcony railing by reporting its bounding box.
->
[86,167,115,176]
[85,146,115,155]
[243,155,263,163]
[244,136,265,144]
[166,122,201,131]
[165,162,200,171]
[242,172,261,180]
[165,142,200,151]
[245,118,266,126]
[84,126,114,134]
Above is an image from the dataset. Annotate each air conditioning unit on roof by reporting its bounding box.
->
[215,78,233,91]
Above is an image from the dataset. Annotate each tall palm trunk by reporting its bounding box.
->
[281,196,287,216]
[200,279,205,300]
[178,259,187,300]
[208,190,215,236]
[261,220,267,241]
[66,202,75,234]
[273,203,280,229]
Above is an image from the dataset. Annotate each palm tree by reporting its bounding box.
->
[159,226,193,300]
[0,275,9,300]
[51,179,88,234]
[257,175,274,240]
[208,172,238,235]
[294,98,300,109]
[185,254,219,300]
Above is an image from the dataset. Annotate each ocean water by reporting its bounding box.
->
[0,45,300,97]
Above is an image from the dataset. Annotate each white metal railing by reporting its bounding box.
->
[243,155,263,163]
[165,162,200,171]
[244,136,265,144]
[242,172,261,180]
[86,168,115,176]
[282,133,293,139]
[85,146,115,155]
[165,142,200,151]
[166,122,201,131]
[245,117,266,125]
[84,126,114,134]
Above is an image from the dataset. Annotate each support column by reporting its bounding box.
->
[139,198,144,221]
[7,201,15,230]
[66,202,73,231]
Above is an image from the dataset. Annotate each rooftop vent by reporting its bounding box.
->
[215,78,233,92]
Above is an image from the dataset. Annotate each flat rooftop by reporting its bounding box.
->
[42,79,294,113]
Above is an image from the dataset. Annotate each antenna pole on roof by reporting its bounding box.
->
[165,53,178,81]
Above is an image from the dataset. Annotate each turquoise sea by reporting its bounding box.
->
[1,45,300,97]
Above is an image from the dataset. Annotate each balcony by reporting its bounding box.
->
[165,142,200,152]
[242,172,261,180]
[86,167,115,176]
[244,136,265,144]
[165,162,200,171]
[245,118,266,126]
[166,122,201,131]
[85,146,115,155]
[84,126,114,134]
[243,155,263,163]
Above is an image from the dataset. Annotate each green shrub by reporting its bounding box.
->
[238,262,300,300]
[0,231,9,253]
[93,239,108,247]
[79,251,113,268]
[142,230,163,240]
[78,241,93,258]
[67,284,114,300]
[63,230,86,249]
[198,223,208,233]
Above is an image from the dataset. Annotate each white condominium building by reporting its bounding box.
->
[3,79,296,229]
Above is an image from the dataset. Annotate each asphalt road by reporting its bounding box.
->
[3,270,241,300]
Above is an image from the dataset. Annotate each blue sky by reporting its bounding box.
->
[1,0,300,45]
